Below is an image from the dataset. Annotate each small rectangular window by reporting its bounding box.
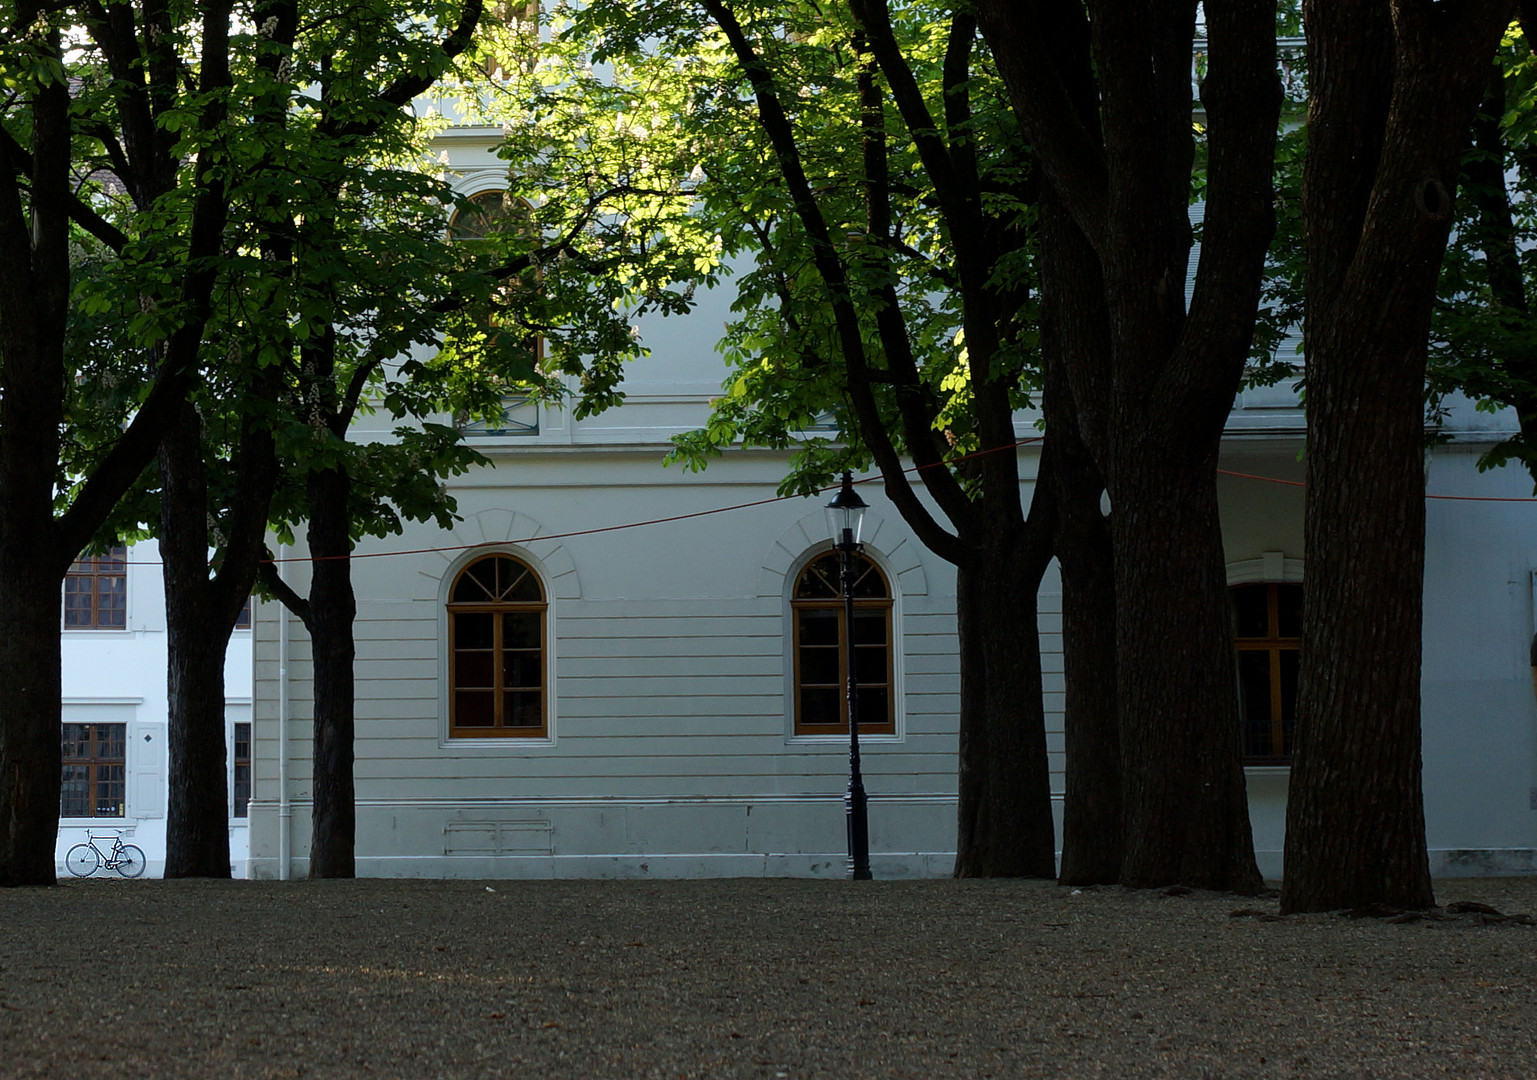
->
[64,547,127,629]
[60,723,127,818]
[232,722,251,818]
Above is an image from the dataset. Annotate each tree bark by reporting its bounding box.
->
[954,522,1058,879]
[1040,187,1121,886]
[1114,451,1260,892]
[305,466,357,878]
[978,0,1277,892]
[1282,0,1512,914]
[158,392,276,878]
[159,403,232,878]
[1052,453,1120,886]
[0,63,72,887]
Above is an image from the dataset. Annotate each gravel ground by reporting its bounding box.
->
[2,876,1535,1079]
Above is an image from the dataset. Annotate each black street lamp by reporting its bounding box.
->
[825,471,872,880]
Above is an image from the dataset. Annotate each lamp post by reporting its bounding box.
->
[825,471,872,880]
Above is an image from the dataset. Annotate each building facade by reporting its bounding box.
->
[57,540,255,878]
[239,125,1537,882]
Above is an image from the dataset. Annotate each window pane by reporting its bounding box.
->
[61,725,88,759]
[99,725,126,760]
[455,691,495,727]
[60,766,89,817]
[97,577,126,627]
[854,644,887,686]
[1279,648,1299,756]
[1237,651,1276,758]
[799,609,839,647]
[794,557,841,599]
[96,765,125,817]
[233,722,251,760]
[506,566,543,602]
[850,560,889,599]
[505,692,542,727]
[233,765,250,818]
[1232,585,1269,639]
[455,651,494,689]
[455,612,494,650]
[503,650,542,689]
[1276,584,1303,639]
[453,560,498,602]
[801,688,840,726]
[799,645,840,687]
[856,686,889,726]
[503,611,540,649]
[853,611,886,646]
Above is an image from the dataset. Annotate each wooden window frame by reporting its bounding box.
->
[64,546,127,629]
[231,721,252,818]
[791,552,896,737]
[60,722,127,818]
[1233,581,1301,765]
[447,554,549,739]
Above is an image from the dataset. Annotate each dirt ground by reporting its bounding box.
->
[1,875,1535,1079]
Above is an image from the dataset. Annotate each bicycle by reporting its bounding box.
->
[65,832,146,879]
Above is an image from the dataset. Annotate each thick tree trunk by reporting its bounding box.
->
[0,66,71,887]
[1282,0,1511,914]
[0,568,65,886]
[1113,452,1260,893]
[306,466,357,878]
[159,403,232,878]
[1283,313,1433,912]
[954,527,1057,878]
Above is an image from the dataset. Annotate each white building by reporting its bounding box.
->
[184,114,1513,882]
[56,539,255,878]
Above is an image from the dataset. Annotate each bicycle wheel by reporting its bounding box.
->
[114,844,146,879]
[65,844,99,877]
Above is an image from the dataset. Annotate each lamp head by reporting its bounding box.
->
[824,471,868,550]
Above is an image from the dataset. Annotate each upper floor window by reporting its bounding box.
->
[64,546,126,629]
[1233,582,1302,764]
[449,190,544,438]
[448,554,548,738]
[61,723,126,817]
[792,552,894,736]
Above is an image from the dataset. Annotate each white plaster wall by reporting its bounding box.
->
[57,539,257,878]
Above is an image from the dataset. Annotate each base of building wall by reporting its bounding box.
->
[248,850,958,880]
[247,847,1537,883]
[1431,848,1537,877]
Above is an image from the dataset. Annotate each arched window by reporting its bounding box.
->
[448,554,547,738]
[1232,582,1302,764]
[792,551,894,736]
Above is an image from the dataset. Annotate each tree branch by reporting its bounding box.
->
[704,0,968,563]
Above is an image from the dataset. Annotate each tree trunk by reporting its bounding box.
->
[954,526,1057,878]
[1039,188,1121,886]
[1282,0,1511,914]
[0,65,71,887]
[306,466,357,878]
[159,402,232,878]
[1113,451,1260,893]
[0,567,65,886]
[1053,459,1120,886]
